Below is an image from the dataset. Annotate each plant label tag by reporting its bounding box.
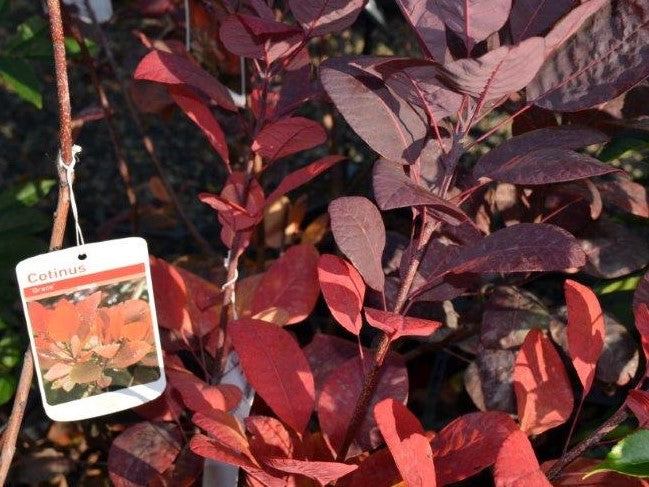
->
[15,237,166,421]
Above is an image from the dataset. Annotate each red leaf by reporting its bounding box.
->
[635,304,649,373]
[266,155,345,206]
[317,354,408,456]
[192,411,251,456]
[167,85,229,166]
[514,329,574,436]
[150,257,220,337]
[564,280,605,394]
[230,318,315,432]
[328,196,386,292]
[318,254,365,336]
[252,117,326,162]
[108,422,182,487]
[510,0,573,42]
[245,415,296,460]
[189,434,258,470]
[320,57,429,165]
[133,50,236,111]
[263,458,358,486]
[348,448,400,487]
[394,0,446,61]
[436,0,511,51]
[528,0,646,112]
[626,390,649,428]
[374,399,436,487]
[438,37,545,100]
[200,172,265,248]
[364,307,441,341]
[493,429,551,487]
[372,159,469,225]
[251,244,320,324]
[445,223,586,276]
[289,0,366,36]
[220,14,302,63]
[431,411,518,485]
[167,369,241,414]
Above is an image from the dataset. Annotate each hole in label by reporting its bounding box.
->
[78,253,87,260]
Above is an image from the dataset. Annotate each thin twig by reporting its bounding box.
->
[0,1,74,483]
[546,407,629,480]
[0,351,34,485]
[337,137,465,459]
[66,11,139,231]
[82,0,215,257]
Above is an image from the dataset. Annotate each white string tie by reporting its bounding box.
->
[57,145,86,251]
[221,249,239,320]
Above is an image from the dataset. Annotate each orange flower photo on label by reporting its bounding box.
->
[25,269,160,406]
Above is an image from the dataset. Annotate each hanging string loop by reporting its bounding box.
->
[57,144,86,251]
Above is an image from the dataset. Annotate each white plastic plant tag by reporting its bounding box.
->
[15,237,165,421]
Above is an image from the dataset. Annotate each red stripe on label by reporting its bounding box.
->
[24,263,146,298]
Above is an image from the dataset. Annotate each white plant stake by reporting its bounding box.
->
[62,0,112,23]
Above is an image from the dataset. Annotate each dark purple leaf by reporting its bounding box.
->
[464,347,517,413]
[579,220,649,279]
[528,0,649,112]
[219,14,302,63]
[394,0,446,61]
[473,126,608,179]
[446,223,586,275]
[481,286,551,350]
[509,0,573,42]
[134,50,236,111]
[405,238,472,303]
[542,0,608,55]
[320,56,429,164]
[108,422,182,487]
[289,0,366,36]
[480,148,616,185]
[329,196,386,292]
[437,0,512,51]
[596,174,649,218]
[252,117,326,162]
[373,58,462,120]
[437,37,545,100]
[373,159,469,225]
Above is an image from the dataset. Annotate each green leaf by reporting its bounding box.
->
[594,275,643,296]
[0,57,42,108]
[0,179,56,210]
[64,37,99,58]
[587,430,649,478]
[0,0,9,21]
[3,16,52,59]
[0,374,17,405]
